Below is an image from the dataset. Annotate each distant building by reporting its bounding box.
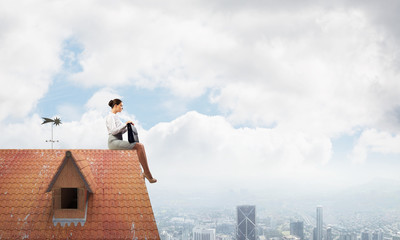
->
[392,236,400,240]
[236,205,256,240]
[362,231,370,240]
[373,231,383,240]
[313,228,317,240]
[326,227,333,240]
[161,230,173,240]
[340,232,357,240]
[290,221,304,240]
[217,234,233,240]
[284,235,301,240]
[316,206,323,240]
[193,226,216,240]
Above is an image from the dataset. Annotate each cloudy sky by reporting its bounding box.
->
[1,0,400,207]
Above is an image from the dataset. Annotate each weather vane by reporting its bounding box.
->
[42,117,62,149]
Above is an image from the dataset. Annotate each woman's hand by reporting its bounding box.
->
[126,121,134,125]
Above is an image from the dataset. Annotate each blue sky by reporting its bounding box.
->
[1,0,400,203]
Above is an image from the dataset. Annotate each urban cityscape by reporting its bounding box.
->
[154,204,400,240]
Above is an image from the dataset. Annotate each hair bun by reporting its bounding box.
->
[108,98,122,108]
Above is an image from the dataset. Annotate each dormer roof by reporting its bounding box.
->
[46,150,97,193]
[0,149,159,239]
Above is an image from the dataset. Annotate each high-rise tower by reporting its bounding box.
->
[326,227,332,240]
[290,221,304,240]
[193,227,216,240]
[236,205,256,240]
[361,230,370,240]
[316,206,323,240]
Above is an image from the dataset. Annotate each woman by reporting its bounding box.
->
[106,98,157,183]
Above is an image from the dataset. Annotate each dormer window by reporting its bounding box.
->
[52,187,86,219]
[61,188,78,209]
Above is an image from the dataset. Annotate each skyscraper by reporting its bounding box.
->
[313,228,317,240]
[290,221,304,240]
[326,227,332,240]
[316,206,323,240]
[236,205,256,240]
[361,231,370,240]
[193,227,216,240]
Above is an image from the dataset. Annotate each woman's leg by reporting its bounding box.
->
[134,143,156,183]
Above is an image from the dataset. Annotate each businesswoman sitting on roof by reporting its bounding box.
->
[106,98,157,183]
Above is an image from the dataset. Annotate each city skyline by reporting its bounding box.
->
[156,201,400,240]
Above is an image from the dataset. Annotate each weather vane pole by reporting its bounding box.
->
[41,117,62,149]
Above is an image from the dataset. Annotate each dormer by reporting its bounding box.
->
[46,151,97,226]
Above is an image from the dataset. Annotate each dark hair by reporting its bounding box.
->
[108,98,122,108]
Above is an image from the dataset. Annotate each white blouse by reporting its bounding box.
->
[105,112,127,135]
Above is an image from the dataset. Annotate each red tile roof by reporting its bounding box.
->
[0,149,159,239]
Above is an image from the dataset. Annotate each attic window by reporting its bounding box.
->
[61,188,78,209]
[52,188,87,220]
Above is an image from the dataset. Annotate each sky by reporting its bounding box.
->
[1,0,400,208]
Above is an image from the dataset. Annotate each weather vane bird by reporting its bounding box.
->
[42,117,62,149]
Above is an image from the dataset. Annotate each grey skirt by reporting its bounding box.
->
[108,134,136,150]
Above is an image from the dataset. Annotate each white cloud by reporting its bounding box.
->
[141,111,333,190]
[0,114,49,149]
[2,1,399,137]
[350,129,400,164]
[0,1,68,121]
[213,9,400,136]
[25,1,398,139]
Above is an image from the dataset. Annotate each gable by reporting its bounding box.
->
[53,158,85,188]
[46,151,96,193]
